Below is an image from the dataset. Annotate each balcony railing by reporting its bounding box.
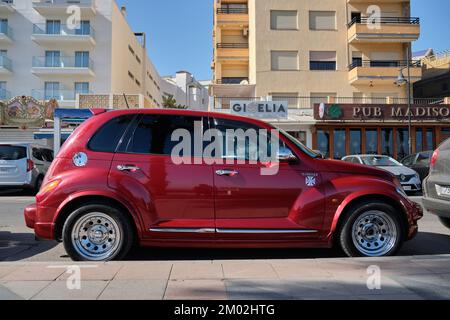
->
[32,23,95,37]
[34,0,92,4]
[217,77,249,84]
[32,56,94,69]
[31,89,81,101]
[348,17,420,28]
[217,7,248,14]
[0,56,12,70]
[310,61,336,71]
[349,60,421,70]
[217,43,249,49]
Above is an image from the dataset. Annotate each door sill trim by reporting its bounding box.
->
[149,228,318,234]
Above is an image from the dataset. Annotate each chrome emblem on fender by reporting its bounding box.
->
[73,152,88,167]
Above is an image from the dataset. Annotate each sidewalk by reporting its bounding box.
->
[1,255,449,300]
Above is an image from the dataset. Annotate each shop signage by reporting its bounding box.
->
[231,101,288,119]
[314,103,450,121]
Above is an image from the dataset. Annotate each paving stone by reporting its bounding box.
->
[32,281,108,300]
[170,263,223,280]
[0,281,51,300]
[57,264,122,281]
[0,265,16,279]
[389,273,450,300]
[271,261,333,280]
[2,265,66,281]
[222,263,278,280]
[99,280,167,300]
[0,283,23,300]
[114,263,172,280]
[164,280,227,300]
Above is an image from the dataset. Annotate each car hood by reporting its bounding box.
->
[376,166,417,176]
[318,159,393,180]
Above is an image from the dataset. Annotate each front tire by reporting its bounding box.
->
[439,217,450,229]
[337,202,404,257]
[62,204,134,261]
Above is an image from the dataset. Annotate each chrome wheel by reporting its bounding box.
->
[351,210,398,257]
[71,212,122,261]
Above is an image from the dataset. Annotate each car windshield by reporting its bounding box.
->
[0,145,27,160]
[278,129,321,158]
[360,156,400,167]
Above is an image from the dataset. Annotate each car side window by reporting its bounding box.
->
[125,114,204,156]
[210,118,289,162]
[41,149,54,162]
[343,157,353,163]
[402,155,414,166]
[32,148,44,161]
[88,115,135,153]
[417,153,431,166]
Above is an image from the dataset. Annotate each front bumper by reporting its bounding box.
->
[423,197,450,219]
[24,204,55,240]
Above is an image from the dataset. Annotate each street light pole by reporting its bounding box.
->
[406,48,412,155]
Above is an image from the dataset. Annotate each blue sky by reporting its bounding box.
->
[117,0,449,80]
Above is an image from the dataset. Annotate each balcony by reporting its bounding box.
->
[216,6,249,27]
[31,56,95,77]
[348,60,422,85]
[31,89,79,102]
[216,77,249,85]
[216,43,249,63]
[0,25,13,44]
[31,24,96,46]
[33,0,96,17]
[348,17,420,43]
[0,0,15,14]
[0,56,12,74]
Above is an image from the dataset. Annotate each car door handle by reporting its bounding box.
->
[117,165,140,172]
[216,170,239,177]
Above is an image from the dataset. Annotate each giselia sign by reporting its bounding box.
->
[231,101,288,119]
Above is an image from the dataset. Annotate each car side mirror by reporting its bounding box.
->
[277,146,298,163]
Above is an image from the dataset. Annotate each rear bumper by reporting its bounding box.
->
[423,197,450,218]
[24,203,55,240]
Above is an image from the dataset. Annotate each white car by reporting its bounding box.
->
[0,143,53,193]
[342,155,422,193]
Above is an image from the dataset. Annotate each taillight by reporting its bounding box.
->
[430,149,440,170]
[27,159,34,172]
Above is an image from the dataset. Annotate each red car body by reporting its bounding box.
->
[24,109,422,259]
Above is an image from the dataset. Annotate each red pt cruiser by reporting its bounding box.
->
[24,109,422,261]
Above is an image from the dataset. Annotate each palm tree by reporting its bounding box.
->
[162,94,187,109]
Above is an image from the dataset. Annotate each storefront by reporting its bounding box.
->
[313,103,450,160]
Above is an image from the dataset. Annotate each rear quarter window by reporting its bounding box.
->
[0,145,27,160]
[88,115,135,153]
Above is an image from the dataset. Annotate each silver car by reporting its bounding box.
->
[423,138,450,229]
[0,143,53,193]
[342,155,422,193]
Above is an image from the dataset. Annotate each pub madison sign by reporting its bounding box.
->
[314,103,450,122]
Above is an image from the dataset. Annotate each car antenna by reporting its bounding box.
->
[123,93,130,109]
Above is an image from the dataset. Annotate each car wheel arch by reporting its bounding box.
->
[54,194,142,243]
[329,193,409,243]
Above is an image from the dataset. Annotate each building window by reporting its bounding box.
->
[75,51,90,68]
[0,81,7,99]
[396,128,409,160]
[75,82,89,95]
[442,128,450,136]
[136,79,141,87]
[45,51,61,67]
[46,20,61,35]
[0,19,8,34]
[271,51,298,71]
[350,129,362,155]
[333,129,346,159]
[136,56,141,64]
[44,82,60,100]
[128,45,135,56]
[271,92,299,109]
[365,129,378,155]
[426,128,435,151]
[270,10,298,30]
[442,82,449,92]
[310,51,336,70]
[309,11,336,30]
[381,128,394,157]
[128,71,134,80]
[317,129,330,158]
[75,21,91,35]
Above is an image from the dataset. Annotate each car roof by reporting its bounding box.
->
[98,108,275,129]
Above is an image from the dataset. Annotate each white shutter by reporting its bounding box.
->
[309,11,336,30]
[271,11,298,30]
[271,51,298,70]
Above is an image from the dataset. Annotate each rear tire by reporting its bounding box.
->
[62,204,134,261]
[337,202,404,257]
[439,217,450,229]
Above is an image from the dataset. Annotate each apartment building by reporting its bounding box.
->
[0,0,163,108]
[210,0,450,159]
